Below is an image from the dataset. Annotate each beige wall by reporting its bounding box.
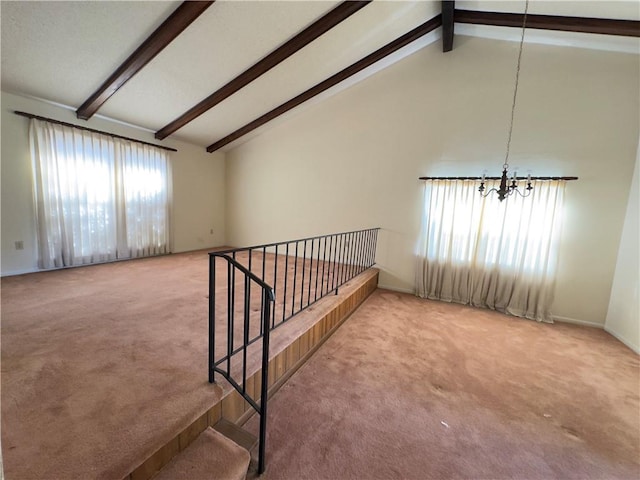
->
[605,144,639,352]
[226,36,639,326]
[1,91,226,275]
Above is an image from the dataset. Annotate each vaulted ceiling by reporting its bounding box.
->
[1,1,638,152]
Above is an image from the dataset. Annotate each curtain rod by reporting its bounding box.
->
[419,176,578,181]
[14,111,178,152]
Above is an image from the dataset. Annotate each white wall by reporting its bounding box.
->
[605,144,639,352]
[225,36,639,326]
[1,91,226,276]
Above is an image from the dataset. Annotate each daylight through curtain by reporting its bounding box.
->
[30,118,170,269]
[415,179,565,322]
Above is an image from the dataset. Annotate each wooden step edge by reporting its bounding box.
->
[214,418,258,453]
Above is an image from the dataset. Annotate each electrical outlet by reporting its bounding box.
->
[210,229,214,235]
[15,240,24,250]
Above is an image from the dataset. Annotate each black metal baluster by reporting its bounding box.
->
[208,255,216,383]
[242,275,250,395]
[320,236,327,296]
[261,246,266,327]
[353,232,360,277]
[328,235,335,292]
[351,231,358,279]
[352,231,359,277]
[283,243,289,322]
[231,252,237,352]
[248,249,255,337]
[337,233,345,287]
[343,232,349,283]
[334,234,342,292]
[314,238,321,301]
[272,245,278,328]
[351,231,357,277]
[373,229,379,266]
[342,233,353,283]
[342,233,352,283]
[340,233,345,284]
[292,241,298,318]
[362,230,368,269]
[370,229,376,266]
[227,261,233,376]
[308,239,314,306]
[300,240,306,311]
[258,289,272,475]
[356,232,363,275]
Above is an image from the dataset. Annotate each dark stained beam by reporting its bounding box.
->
[76,1,214,120]
[454,10,640,37]
[155,1,371,140]
[206,14,443,153]
[442,1,455,52]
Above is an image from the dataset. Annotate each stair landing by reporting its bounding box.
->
[153,427,250,480]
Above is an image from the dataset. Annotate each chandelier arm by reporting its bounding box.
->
[513,187,533,198]
[480,187,500,198]
[503,0,529,169]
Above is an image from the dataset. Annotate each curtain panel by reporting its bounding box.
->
[416,179,565,322]
[30,119,171,269]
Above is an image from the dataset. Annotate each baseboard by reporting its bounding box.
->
[552,315,604,329]
[377,284,414,295]
[0,267,38,277]
[604,326,640,354]
[1,252,175,278]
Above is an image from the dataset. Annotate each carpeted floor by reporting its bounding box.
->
[245,289,640,480]
[0,249,371,480]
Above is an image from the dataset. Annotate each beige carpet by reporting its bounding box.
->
[245,289,640,479]
[0,249,371,480]
[154,428,250,480]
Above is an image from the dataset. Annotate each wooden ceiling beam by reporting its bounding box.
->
[442,1,455,52]
[206,14,443,153]
[454,10,640,37]
[155,1,371,140]
[76,1,214,120]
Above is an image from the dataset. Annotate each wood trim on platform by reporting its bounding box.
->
[454,10,640,37]
[76,1,214,120]
[126,271,379,480]
[155,1,371,140]
[206,14,443,152]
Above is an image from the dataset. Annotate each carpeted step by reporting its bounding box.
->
[153,427,250,480]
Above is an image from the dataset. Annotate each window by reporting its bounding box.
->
[30,118,170,268]
[416,179,565,322]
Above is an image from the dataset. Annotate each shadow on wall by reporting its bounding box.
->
[376,228,416,294]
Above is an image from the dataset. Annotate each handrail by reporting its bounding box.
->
[213,227,380,256]
[208,254,273,474]
[214,254,275,301]
[208,227,380,474]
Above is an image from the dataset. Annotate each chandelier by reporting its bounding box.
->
[479,0,532,202]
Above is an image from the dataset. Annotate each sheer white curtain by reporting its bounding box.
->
[416,179,565,322]
[30,119,170,269]
[116,139,171,259]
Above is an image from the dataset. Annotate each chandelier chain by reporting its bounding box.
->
[504,0,529,170]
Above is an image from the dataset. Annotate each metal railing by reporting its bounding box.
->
[208,227,379,474]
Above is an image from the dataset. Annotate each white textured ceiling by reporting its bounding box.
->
[1,1,638,151]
